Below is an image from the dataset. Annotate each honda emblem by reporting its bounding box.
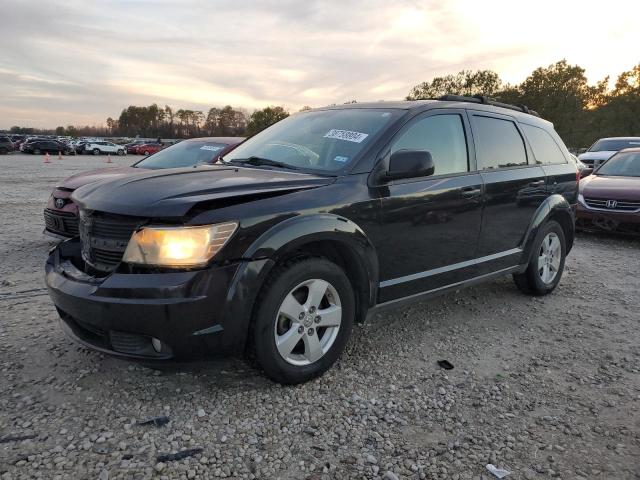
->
[606,200,618,209]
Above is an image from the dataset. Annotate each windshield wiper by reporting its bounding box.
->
[225,156,300,170]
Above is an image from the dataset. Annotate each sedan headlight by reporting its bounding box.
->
[122,222,238,268]
[578,193,585,205]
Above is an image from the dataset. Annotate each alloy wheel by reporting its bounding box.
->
[274,279,342,366]
[538,232,561,284]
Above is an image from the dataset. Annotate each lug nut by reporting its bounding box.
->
[315,316,321,323]
[298,326,304,334]
[309,306,316,313]
[307,328,314,335]
[299,312,305,320]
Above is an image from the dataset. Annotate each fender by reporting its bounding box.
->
[245,214,379,304]
[520,194,575,264]
[219,214,380,352]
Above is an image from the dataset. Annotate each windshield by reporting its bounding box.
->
[596,151,640,177]
[223,108,400,172]
[588,139,640,152]
[134,140,230,169]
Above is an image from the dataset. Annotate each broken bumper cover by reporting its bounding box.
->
[45,238,245,360]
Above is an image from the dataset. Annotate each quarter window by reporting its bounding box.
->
[521,124,567,165]
[391,114,468,175]
[473,116,527,169]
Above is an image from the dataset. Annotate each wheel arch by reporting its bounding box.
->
[244,214,379,323]
[521,194,575,262]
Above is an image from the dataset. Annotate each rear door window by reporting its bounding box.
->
[472,115,528,169]
[521,124,567,165]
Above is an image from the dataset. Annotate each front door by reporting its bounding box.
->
[376,110,483,302]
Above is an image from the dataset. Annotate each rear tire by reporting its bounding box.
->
[144,150,150,155]
[513,220,566,296]
[117,149,124,156]
[93,148,100,155]
[250,257,355,384]
[33,148,41,155]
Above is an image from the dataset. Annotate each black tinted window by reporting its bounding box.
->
[522,124,567,165]
[474,116,527,169]
[391,114,468,175]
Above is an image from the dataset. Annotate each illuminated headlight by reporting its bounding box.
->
[122,222,238,268]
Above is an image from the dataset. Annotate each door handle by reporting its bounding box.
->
[528,180,545,187]
[461,186,482,199]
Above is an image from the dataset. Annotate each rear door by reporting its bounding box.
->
[468,111,547,274]
[376,109,483,302]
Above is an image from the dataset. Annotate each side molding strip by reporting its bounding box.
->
[379,248,522,288]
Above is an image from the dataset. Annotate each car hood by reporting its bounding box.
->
[72,165,335,218]
[580,174,640,200]
[58,166,142,190]
[578,151,616,161]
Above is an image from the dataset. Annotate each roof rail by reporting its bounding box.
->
[437,94,540,117]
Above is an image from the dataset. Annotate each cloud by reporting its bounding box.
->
[1,0,639,128]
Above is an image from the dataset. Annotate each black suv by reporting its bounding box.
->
[45,96,578,384]
[22,139,73,155]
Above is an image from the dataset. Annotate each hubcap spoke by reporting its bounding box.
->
[317,305,342,327]
[276,326,303,358]
[305,279,329,309]
[279,292,304,321]
[303,331,323,363]
[537,254,546,270]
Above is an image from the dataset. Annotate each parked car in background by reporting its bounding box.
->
[125,141,149,154]
[578,137,640,169]
[45,97,577,383]
[0,136,14,154]
[21,139,74,155]
[577,148,640,235]
[82,141,126,156]
[43,137,244,238]
[133,142,163,155]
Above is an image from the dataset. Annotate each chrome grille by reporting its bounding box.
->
[79,210,144,272]
[44,209,79,237]
[584,198,640,212]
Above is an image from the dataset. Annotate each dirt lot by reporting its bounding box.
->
[1,153,639,480]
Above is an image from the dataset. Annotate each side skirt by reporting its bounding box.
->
[366,264,526,320]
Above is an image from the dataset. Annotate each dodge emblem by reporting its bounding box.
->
[54,198,65,209]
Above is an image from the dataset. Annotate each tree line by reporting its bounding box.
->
[6,60,639,148]
[406,60,640,148]
[7,105,291,139]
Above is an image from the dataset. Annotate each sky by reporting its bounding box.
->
[1,0,639,129]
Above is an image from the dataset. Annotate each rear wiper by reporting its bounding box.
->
[226,156,300,170]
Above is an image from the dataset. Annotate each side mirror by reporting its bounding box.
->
[581,167,593,178]
[385,150,435,181]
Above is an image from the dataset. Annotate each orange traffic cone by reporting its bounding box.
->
[44,152,51,164]
[107,153,112,163]
[58,150,62,160]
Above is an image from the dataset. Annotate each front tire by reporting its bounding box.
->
[513,220,566,296]
[93,148,100,155]
[251,257,355,384]
[117,149,124,156]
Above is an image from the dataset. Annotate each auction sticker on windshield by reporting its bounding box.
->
[324,129,369,143]
[200,145,223,151]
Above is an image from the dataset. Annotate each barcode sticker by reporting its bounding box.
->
[324,129,369,143]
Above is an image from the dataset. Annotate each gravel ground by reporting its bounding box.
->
[1,153,639,480]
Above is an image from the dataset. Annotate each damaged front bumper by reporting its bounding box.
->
[45,238,247,360]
